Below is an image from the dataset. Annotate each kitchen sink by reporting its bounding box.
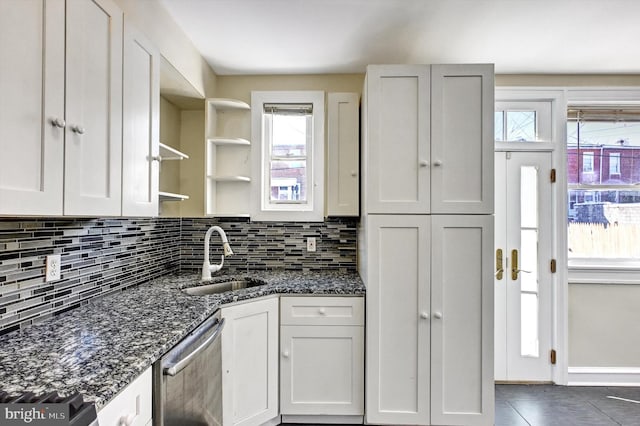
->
[182,277,267,296]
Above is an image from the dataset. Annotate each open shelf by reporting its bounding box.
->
[159,142,189,161]
[210,175,251,182]
[207,137,250,146]
[207,98,250,110]
[159,191,189,202]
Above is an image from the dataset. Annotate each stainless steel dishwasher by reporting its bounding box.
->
[153,312,224,426]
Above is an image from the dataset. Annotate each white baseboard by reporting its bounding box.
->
[568,367,640,386]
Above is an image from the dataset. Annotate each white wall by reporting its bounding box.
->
[114,0,217,97]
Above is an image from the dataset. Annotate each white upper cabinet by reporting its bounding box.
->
[64,0,123,216]
[363,64,494,215]
[431,64,494,214]
[327,92,360,217]
[122,18,160,217]
[363,65,431,214]
[0,0,65,215]
[0,0,125,217]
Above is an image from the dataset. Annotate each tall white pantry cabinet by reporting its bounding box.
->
[360,64,494,426]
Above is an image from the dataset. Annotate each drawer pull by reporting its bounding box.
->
[119,395,140,426]
[318,308,326,315]
[282,350,290,358]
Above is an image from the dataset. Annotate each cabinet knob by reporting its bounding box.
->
[419,160,429,168]
[433,311,443,319]
[50,118,66,129]
[151,155,162,162]
[282,350,290,358]
[71,125,85,135]
[433,160,443,167]
[420,311,429,319]
[318,308,326,315]
[350,170,357,177]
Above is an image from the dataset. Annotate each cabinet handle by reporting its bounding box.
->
[282,350,290,358]
[419,160,429,168]
[420,311,429,319]
[350,170,357,177]
[151,155,162,162]
[433,312,443,319]
[433,160,443,167]
[118,394,140,426]
[50,118,66,129]
[71,125,85,135]
[318,308,326,315]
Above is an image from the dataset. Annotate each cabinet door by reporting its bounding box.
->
[431,64,494,214]
[221,297,279,426]
[327,92,360,216]
[64,0,123,216]
[280,325,364,416]
[431,215,494,426]
[0,0,65,215]
[97,367,152,426]
[365,65,430,214]
[122,19,159,217]
[365,215,430,425]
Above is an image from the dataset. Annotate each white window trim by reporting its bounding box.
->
[495,100,553,142]
[250,91,325,221]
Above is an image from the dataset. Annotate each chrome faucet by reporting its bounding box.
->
[202,226,234,281]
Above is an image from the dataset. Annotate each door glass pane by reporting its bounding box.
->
[521,166,538,228]
[521,293,539,357]
[507,111,537,142]
[520,229,538,292]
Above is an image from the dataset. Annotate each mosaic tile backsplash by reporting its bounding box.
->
[0,217,357,335]
[180,217,358,272]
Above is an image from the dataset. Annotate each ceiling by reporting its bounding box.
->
[159,0,640,76]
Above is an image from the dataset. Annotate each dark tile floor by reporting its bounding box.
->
[496,384,640,426]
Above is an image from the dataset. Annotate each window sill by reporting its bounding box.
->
[569,259,640,284]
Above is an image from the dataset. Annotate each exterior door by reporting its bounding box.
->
[494,151,553,382]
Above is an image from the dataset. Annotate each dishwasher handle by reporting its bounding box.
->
[163,317,225,377]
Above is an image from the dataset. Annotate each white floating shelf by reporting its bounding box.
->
[210,175,251,182]
[207,98,250,110]
[159,143,189,160]
[207,137,250,146]
[159,191,189,202]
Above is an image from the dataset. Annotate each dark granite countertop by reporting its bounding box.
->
[0,270,364,409]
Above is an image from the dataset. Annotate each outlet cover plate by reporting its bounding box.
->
[46,254,61,282]
[307,237,317,252]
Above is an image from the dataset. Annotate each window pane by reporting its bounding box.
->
[507,111,536,141]
[270,160,307,202]
[568,189,640,258]
[271,113,308,157]
[495,111,504,141]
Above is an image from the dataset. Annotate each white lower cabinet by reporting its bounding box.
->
[364,214,494,426]
[97,367,152,426]
[280,296,364,423]
[221,297,279,426]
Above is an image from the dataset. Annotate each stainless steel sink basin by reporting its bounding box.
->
[182,277,267,296]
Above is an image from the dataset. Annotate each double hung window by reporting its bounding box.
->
[567,107,640,261]
[251,91,324,221]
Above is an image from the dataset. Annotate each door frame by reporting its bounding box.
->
[495,88,568,385]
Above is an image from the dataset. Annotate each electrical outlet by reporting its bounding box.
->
[46,254,61,282]
[306,237,317,252]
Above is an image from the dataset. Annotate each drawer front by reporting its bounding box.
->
[281,296,364,326]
